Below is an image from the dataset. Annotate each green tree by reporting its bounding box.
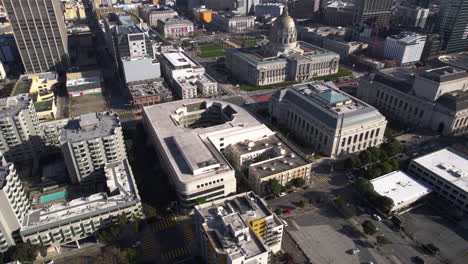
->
[335,196,346,208]
[367,167,382,179]
[380,150,389,162]
[125,248,139,264]
[195,197,207,205]
[265,179,283,196]
[6,243,37,262]
[378,162,394,174]
[362,220,377,235]
[389,159,399,170]
[359,150,372,164]
[275,208,282,215]
[292,178,305,187]
[298,200,305,208]
[377,236,389,245]
[142,203,157,219]
[345,157,361,169]
[369,147,382,162]
[308,197,316,205]
[355,178,373,194]
[382,138,405,156]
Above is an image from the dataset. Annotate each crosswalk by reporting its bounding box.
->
[181,222,196,241]
[152,216,178,232]
[117,110,134,115]
[161,247,190,263]
[316,177,330,183]
[141,233,157,257]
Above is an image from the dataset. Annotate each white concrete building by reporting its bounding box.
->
[156,17,194,39]
[139,6,178,27]
[194,192,283,264]
[384,33,426,66]
[143,100,275,208]
[322,39,368,63]
[408,148,468,213]
[0,155,30,252]
[212,12,255,33]
[370,170,431,213]
[270,81,387,158]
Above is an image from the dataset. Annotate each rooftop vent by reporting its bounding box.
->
[247,141,255,147]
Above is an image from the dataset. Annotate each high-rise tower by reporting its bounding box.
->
[354,0,393,27]
[438,0,468,54]
[2,0,69,73]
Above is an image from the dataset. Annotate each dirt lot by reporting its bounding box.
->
[69,94,109,117]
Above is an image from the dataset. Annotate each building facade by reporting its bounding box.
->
[270,81,387,158]
[395,5,429,29]
[226,9,339,86]
[128,79,173,109]
[354,0,393,27]
[2,0,69,73]
[408,148,468,213]
[358,67,468,136]
[383,33,427,66]
[194,192,283,264]
[211,12,255,33]
[323,38,368,63]
[254,3,284,17]
[156,17,194,39]
[0,94,41,162]
[59,112,127,184]
[438,0,468,54]
[139,6,178,27]
[0,155,30,252]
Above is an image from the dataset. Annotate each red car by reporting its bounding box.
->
[283,209,293,214]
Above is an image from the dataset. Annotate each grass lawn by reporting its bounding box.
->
[313,66,353,81]
[198,44,225,58]
[240,81,298,92]
[245,39,260,46]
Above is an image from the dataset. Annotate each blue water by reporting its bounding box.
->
[40,190,67,203]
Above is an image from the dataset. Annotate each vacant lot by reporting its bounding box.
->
[69,94,108,117]
[198,44,225,58]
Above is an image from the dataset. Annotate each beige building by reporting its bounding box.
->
[0,155,30,252]
[358,66,468,136]
[227,134,313,195]
[270,81,387,158]
[211,12,255,33]
[194,192,283,264]
[139,6,177,27]
[323,38,368,63]
[63,1,86,21]
[156,17,193,39]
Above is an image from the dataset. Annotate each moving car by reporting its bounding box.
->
[282,219,288,227]
[350,248,360,255]
[283,209,293,214]
[279,192,286,197]
[373,214,382,221]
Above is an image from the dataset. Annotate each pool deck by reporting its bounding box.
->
[31,188,68,209]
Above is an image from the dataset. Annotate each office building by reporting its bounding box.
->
[226,134,313,195]
[384,33,427,66]
[0,155,30,252]
[322,38,368,63]
[408,148,468,213]
[370,170,431,213]
[194,191,283,264]
[156,17,194,39]
[254,3,285,17]
[0,94,41,162]
[354,0,392,27]
[0,34,18,62]
[205,0,259,16]
[297,26,346,47]
[128,78,173,109]
[59,112,126,184]
[358,67,468,136]
[159,51,217,99]
[226,9,339,86]
[324,1,355,26]
[20,159,142,247]
[420,34,442,64]
[395,5,430,29]
[438,0,468,53]
[3,0,69,73]
[270,81,387,158]
[143,99,275,207]
[139,6,178,27]
[211,12,255,33]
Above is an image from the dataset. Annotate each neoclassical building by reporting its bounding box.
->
[226,8,339,86]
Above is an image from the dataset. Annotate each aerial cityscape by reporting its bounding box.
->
[0,0,466,264]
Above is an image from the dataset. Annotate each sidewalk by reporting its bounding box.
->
[34,243,104,264]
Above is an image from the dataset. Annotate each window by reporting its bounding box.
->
[375,129,380,137]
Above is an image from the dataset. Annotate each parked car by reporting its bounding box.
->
[279,192,286,197]
[132,241,142,248]
[282,219,288,227]
[350,248,360,255]
[283,209,293,214]
[411,256,425,264]
[43,261,54,264]
[373,214,382,221]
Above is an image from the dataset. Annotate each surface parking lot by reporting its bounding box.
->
[402,204,468,264]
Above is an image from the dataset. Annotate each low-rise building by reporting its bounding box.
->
[194,191,283,264]
[370,170,431,213]
[66,70,104,97]
[0,94,41,162]
[408,148,468,213]
[174,73,218,99]
[143,99,275,208]
[128,78,173,109]
[211,12,255,33]
[192,6,216,23]
[323,1,355,26]
[0,155,30,252]
[63,0,87,21]
[121,57,161,84]
[384,32,426,66]
[270,81,387,158]
[358,66,468,136]
[60,112,127,184]
[20,159,142,247]
[322,38,368,63]
[139,6,178,27]
[226,134,312,195]
[255,3,284,17]
[156,17,193,39]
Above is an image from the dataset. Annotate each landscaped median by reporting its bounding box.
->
[198,44,225,58]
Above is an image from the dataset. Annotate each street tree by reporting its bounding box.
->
[359,150,372,164]
[292,178,305,187]
[265,179,283,196]
[362,220,377,235]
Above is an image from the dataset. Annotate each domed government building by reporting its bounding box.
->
[226,8,340,86]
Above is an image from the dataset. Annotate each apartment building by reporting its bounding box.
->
[0,94,41,162]
[270,81,387,158]
[59,112,126,184]
[143,99,275,208]
[408,148,468,213]
[384,33,427,66]
[226,134,313,195]
[0,155,30,252]
[358,66,468,136]
[20,159,142,247]
[194,192,283,264]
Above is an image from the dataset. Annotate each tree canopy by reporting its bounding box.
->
[265,179,283,196]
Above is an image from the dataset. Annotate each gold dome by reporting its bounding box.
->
[269,7,297,46]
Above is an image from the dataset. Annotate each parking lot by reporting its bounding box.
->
[402,204,468,264]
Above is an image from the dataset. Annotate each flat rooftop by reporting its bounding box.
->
[129,79,171,98]
[0,156,12,189]
[0,94,31,119]
[419,66,468,83]
[273,81,385,129]
[143,100,268,183]
[21,159,139,233]
[59,112,121,144]
[412,148,468,193]
[439,53,468,70]
[162,52,198,68]
[371,170,431,208]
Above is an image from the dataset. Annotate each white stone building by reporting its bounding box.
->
[384,33,426,66]
[211,12,255,33]
[156,17,194,39]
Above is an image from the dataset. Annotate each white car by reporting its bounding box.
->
[43,261,54,264]
[279,192,286,197]
[373,214,382,221]
[351,248,360,255]
[282,219,288,227]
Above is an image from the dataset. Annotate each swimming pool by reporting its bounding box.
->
[40,190,67,203]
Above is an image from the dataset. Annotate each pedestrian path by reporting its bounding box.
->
[152,216,178,232]
[161,247,190,263]
[180,221,196,241]
[141,233,157,257]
